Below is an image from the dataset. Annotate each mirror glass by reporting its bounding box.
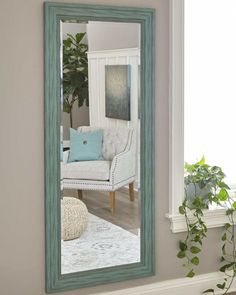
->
[60,20,141,274]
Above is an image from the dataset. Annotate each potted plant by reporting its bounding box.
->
[63,32,89,127]
[178,156,236,294]
[184,156,226,209]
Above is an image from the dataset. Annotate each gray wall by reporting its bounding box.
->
[62,106,90,140]
[62,22,88,42]
[87,21,140,51]
[0,1,222,295]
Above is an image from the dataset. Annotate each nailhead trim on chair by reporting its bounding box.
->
[111,130,134,183]
[63,176,135,191]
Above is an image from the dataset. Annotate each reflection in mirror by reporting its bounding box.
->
[60,20,141,274]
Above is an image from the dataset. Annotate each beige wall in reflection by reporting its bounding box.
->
[87,21,140,51]
[0,0,221,295]
[62,105,89,140]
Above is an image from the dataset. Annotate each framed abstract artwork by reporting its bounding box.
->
[105,65,131,121]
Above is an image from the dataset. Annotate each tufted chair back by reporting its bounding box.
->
[77,126,133,161]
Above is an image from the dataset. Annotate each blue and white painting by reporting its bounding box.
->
[105,65,131,121]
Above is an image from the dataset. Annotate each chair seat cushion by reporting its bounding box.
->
[62,160,111,181]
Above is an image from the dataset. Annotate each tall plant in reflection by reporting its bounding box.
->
[177,156,236,294]
[63,32,89,127]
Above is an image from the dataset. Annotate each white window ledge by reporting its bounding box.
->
[166,209,234,233]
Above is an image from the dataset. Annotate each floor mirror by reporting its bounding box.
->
[44,2,155,292]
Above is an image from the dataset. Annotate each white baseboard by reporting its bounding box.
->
[97,272,236,295]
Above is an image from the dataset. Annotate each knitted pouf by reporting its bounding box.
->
[61,197,88,241]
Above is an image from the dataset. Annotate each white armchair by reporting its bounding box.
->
[61,126,136,213]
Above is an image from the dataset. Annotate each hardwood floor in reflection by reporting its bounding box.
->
[62,188,140,235]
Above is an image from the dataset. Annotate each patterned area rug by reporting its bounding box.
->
[61,214,140,274]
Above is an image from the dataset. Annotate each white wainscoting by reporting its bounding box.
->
[87,48,140,186]
[96,272,236,295]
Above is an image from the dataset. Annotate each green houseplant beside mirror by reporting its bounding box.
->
[178,157,236,294]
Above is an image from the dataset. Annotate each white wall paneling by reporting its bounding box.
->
[87,48,140,186]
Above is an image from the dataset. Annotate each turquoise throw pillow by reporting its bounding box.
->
[68,128,103,162]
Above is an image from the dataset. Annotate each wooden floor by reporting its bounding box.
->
[62,188,140,235]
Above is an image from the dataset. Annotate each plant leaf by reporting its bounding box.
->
[220,256,225,262]
[219,182,230,189]
[220,262,234,272]
[177,251,186,259]
[222,244,226,255]
[224,223,231,230]
[202,289,214,294]
[192,197,202,207]
[233,202,236,210]
[191,256,199,265]
[179,241,187,251]
[217,189,228,202]
[197,156,205,165]
[190,246,201,254]
[186,270,195,278]
[76,32,86,44]
[226,209,234,215]
[216,282,226,290]
[221,233,227,241]
[179,206,185,215]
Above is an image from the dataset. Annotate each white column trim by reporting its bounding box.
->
[169,0,185,216]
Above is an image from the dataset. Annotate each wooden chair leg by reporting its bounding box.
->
[109,191,115,214]
[129,182,135,201]
[77,190,83,200]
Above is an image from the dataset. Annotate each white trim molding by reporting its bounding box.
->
[97,272,236,295]
[167,0,187,232]
[166,209,236,233]
[169,0,185,216]
[167,0,236,233]
[87,47,140,59]
[87,48,140,185]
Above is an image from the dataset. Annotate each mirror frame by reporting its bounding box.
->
[44,2,155,293]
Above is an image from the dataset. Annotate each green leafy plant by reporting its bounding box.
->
[63,32,88,127]
[178,156,236,294]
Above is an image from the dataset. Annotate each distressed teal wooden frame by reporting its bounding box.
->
[44,2,155,293]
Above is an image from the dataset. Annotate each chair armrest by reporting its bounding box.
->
[109,150,135,184]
